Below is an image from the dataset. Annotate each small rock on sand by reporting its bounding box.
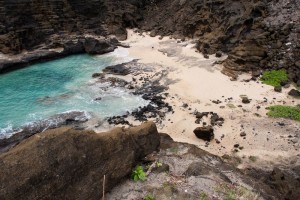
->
[193,126,214,141]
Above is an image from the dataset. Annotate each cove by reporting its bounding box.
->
[0,48,148,138]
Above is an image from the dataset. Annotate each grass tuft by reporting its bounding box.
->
[266,105,300,121]
[260,69,288,86]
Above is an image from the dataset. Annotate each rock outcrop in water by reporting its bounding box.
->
[0,111,89,152]
[0,121,160,200]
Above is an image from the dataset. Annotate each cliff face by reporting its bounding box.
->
[0,0,299,79]
[0,122,160,200]
[0,0,146,53]
[137,0,299,79]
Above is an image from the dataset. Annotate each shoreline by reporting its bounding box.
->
[123,30,300,169]
[1,30,299,170]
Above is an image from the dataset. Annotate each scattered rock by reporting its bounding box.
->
[215,51,222,57]
[193,126,214,141]
[242,97,251,104]
[240,132,247,137]
[274,86,282,92]
[288,89,300,97]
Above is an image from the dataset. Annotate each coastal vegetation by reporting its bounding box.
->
[260,69,288,87]
[266,105,300,121]
[132,165,146,181]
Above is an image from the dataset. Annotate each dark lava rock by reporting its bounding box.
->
[242,97,251,104]
[252,70,262,77]
[0,111,89,152]
[234,144,240,148]
[274,86,282,92]
[195,112,209,119]
[280,80,289,87]
[182,103,189,108]
[288,89,300,97]
[240,132,247,137]
[83,37,116,54]
[103,62,131,75]
[193,126,214,141]
[215,51,222,58]
[92,73,105,78]
[210,113,224,126]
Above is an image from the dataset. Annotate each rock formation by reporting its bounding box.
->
[1,0,299,78]
[0,121,160,200]
[107,133,300,199]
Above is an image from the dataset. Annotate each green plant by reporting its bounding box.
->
[249,156,258,162]
[131,165,146,181]
[156,161,162,168]
[260,69,288,86]
[266,105,300,121]
[223,192,234,200]
[200,191,208,200]
[145,194,155,200]
[215,184,259,200]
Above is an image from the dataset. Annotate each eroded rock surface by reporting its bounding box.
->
[106,133,299,200]
[1,0,299,78]
[0,121,160,200]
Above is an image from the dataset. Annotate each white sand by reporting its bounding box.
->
[124,29,300,169]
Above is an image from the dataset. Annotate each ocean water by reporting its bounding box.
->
[0,48,148,138]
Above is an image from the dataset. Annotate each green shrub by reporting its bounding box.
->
[260,69,288,86]
[200,192,208,200]
[145,194,155,200]
[131,165,146,181]
[266,105,300,121]
[249,156,258,162]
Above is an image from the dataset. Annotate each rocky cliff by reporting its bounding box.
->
[0,0,145,53]
[0,122,160,200]
[0,0,299,78]
[1,123,299,199]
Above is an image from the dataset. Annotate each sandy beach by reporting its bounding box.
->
[123,29,300,169]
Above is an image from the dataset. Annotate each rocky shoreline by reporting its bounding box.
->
[1,0,299,81]
[1,0,300,199]
[1,122,299,199]
[0,36,124,73]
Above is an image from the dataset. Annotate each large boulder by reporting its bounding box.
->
[83,37,116,54]
[193,126,214,141]
[288,89,300,97]
[0,122,160,200]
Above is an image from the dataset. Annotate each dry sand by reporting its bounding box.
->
[123,29,300,169]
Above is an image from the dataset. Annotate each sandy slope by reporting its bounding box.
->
[124,29,300,169]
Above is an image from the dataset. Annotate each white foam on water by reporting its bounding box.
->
[0,48,148,139]
[105,47,133,63]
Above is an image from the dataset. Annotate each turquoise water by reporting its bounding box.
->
[0,48,148,138]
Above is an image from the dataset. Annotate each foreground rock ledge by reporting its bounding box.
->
[0,121,160,200]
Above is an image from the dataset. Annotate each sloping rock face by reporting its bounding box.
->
[0,121,160,200]
[1,0,299,79]
[107,133,299,199]
[138,0,299,79]
[0,0,146,54]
